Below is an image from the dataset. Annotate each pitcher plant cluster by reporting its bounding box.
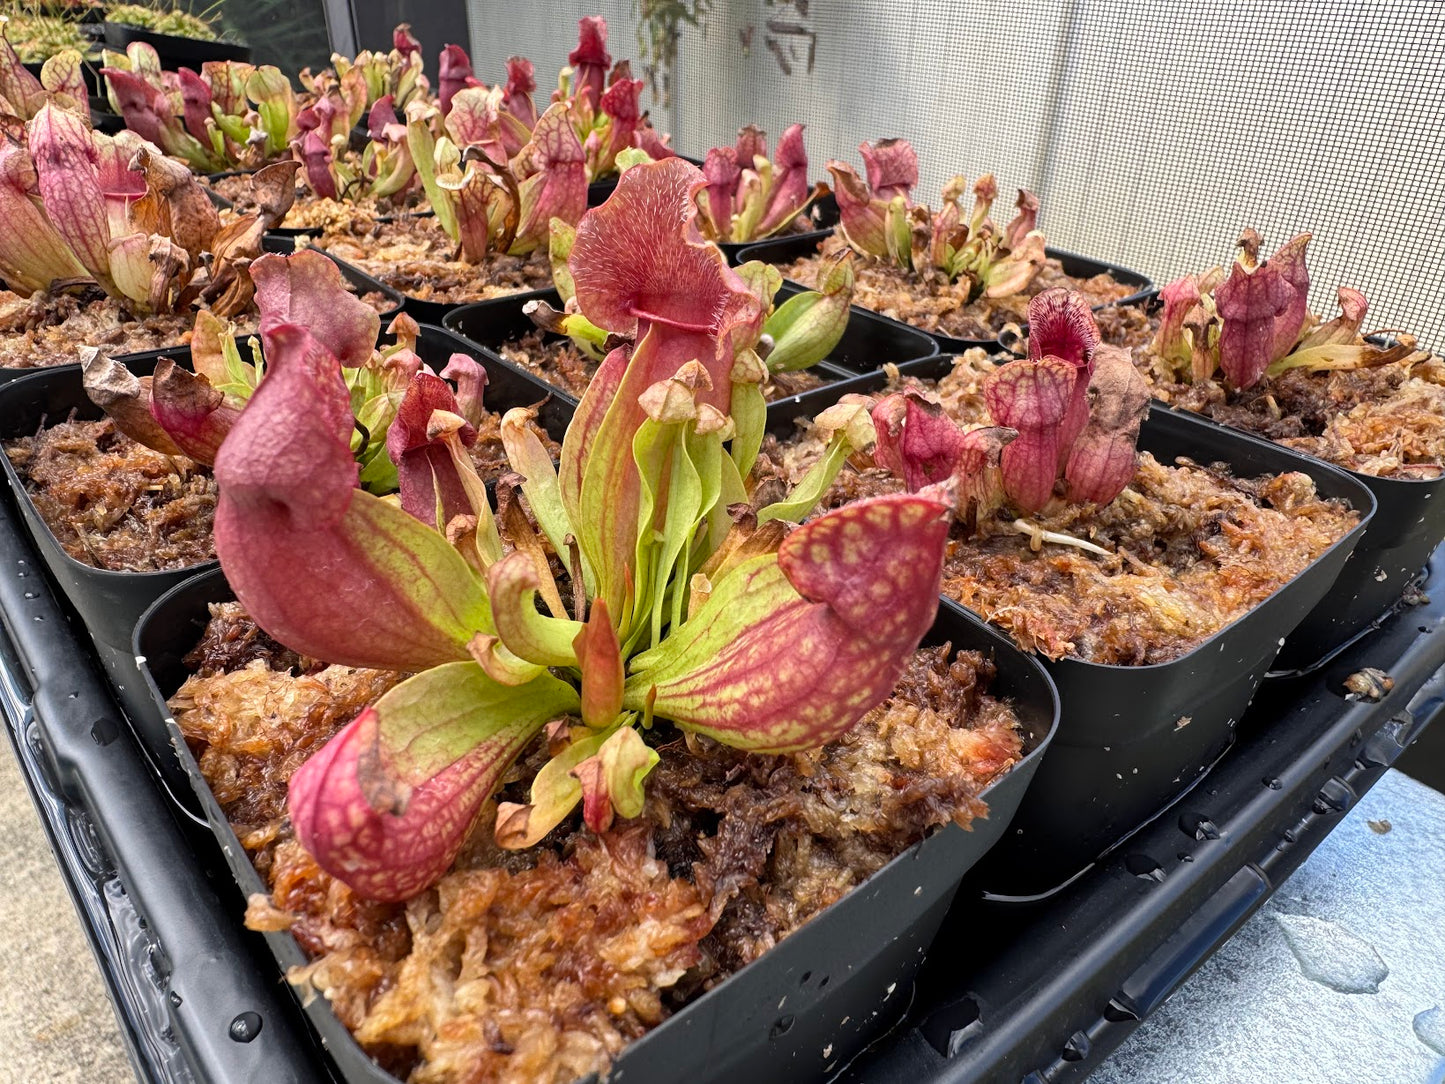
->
[829,137,1046,299]
[103,158,957,903]
[1149,229,1424,389]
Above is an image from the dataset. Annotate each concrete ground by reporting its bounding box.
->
[0,745,134,1084]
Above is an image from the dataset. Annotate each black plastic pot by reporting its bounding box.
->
[102,20,250,65]
[964,405,1375,895]
[717,191,840,266]
[1268,463,1445,673]
[765,361,1376,895]
[90,101,126,132]
[132,568,1059,1084]
[0,357,208,796]
[587,153,705,207]
[442,281,940,407]
[735,232,1153,355]
[1090,298,1445,671]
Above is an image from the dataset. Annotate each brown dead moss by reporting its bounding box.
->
[0,282,394,375]
[170,608,1024,1084]
[758,352,1360,664]
[316,217,554,305]
[776,234,1136,340]
[4,415,216,571]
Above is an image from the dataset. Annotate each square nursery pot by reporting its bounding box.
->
[733,232,1153,355]
[1095,299,1444,671]
[767,363,1376,897]
[717,191,840,266]
[0,323,570,810]
[132,567,1060,1084]
[442,283,940,408]
[1262,452,1445,673]
[0,237,401,389]
[102,19,251,65]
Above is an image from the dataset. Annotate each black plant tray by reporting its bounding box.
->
[0,489,336,1084]
[442,281,939,407]
[0,236,403,388]
[765,360,1376,893]
[102,21,250,65]
[717,191,840,266]
[735,232,1154,355]
[129,569,1057,1084]
[0,322,565,807]
[3,465,1440,1084]
[840,544,1445,1083]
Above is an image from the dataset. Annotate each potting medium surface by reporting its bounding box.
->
[1093,767,1445,1084]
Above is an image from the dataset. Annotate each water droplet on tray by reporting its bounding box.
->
[1275,913,1388,993]
[1415,1006,1445,1056]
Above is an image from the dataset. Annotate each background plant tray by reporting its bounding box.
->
[0,481,1440,1084]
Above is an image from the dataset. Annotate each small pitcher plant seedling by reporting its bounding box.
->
[694,123,826,244]
[1150,229,1425,389]
[404,80,587,264]
[208,158,954,902]
[872,289,1149,550]
[102,43,299,172]
[828,138,1046,300]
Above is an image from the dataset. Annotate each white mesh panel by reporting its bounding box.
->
[468,0,1445,347]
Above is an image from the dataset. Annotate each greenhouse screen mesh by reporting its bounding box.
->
[468,0,1445,349]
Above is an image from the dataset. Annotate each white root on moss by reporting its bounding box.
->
[1010,518,1112,557]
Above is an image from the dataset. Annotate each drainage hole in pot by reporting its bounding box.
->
[800,971,811,986]
[1177,811,1220,841]
[1263,775,1284,790]
[1123,853,1165,882]
[91,717,120,746]
[770,1015,795,1039]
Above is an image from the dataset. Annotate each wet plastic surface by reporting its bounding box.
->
[443,281,938,406]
